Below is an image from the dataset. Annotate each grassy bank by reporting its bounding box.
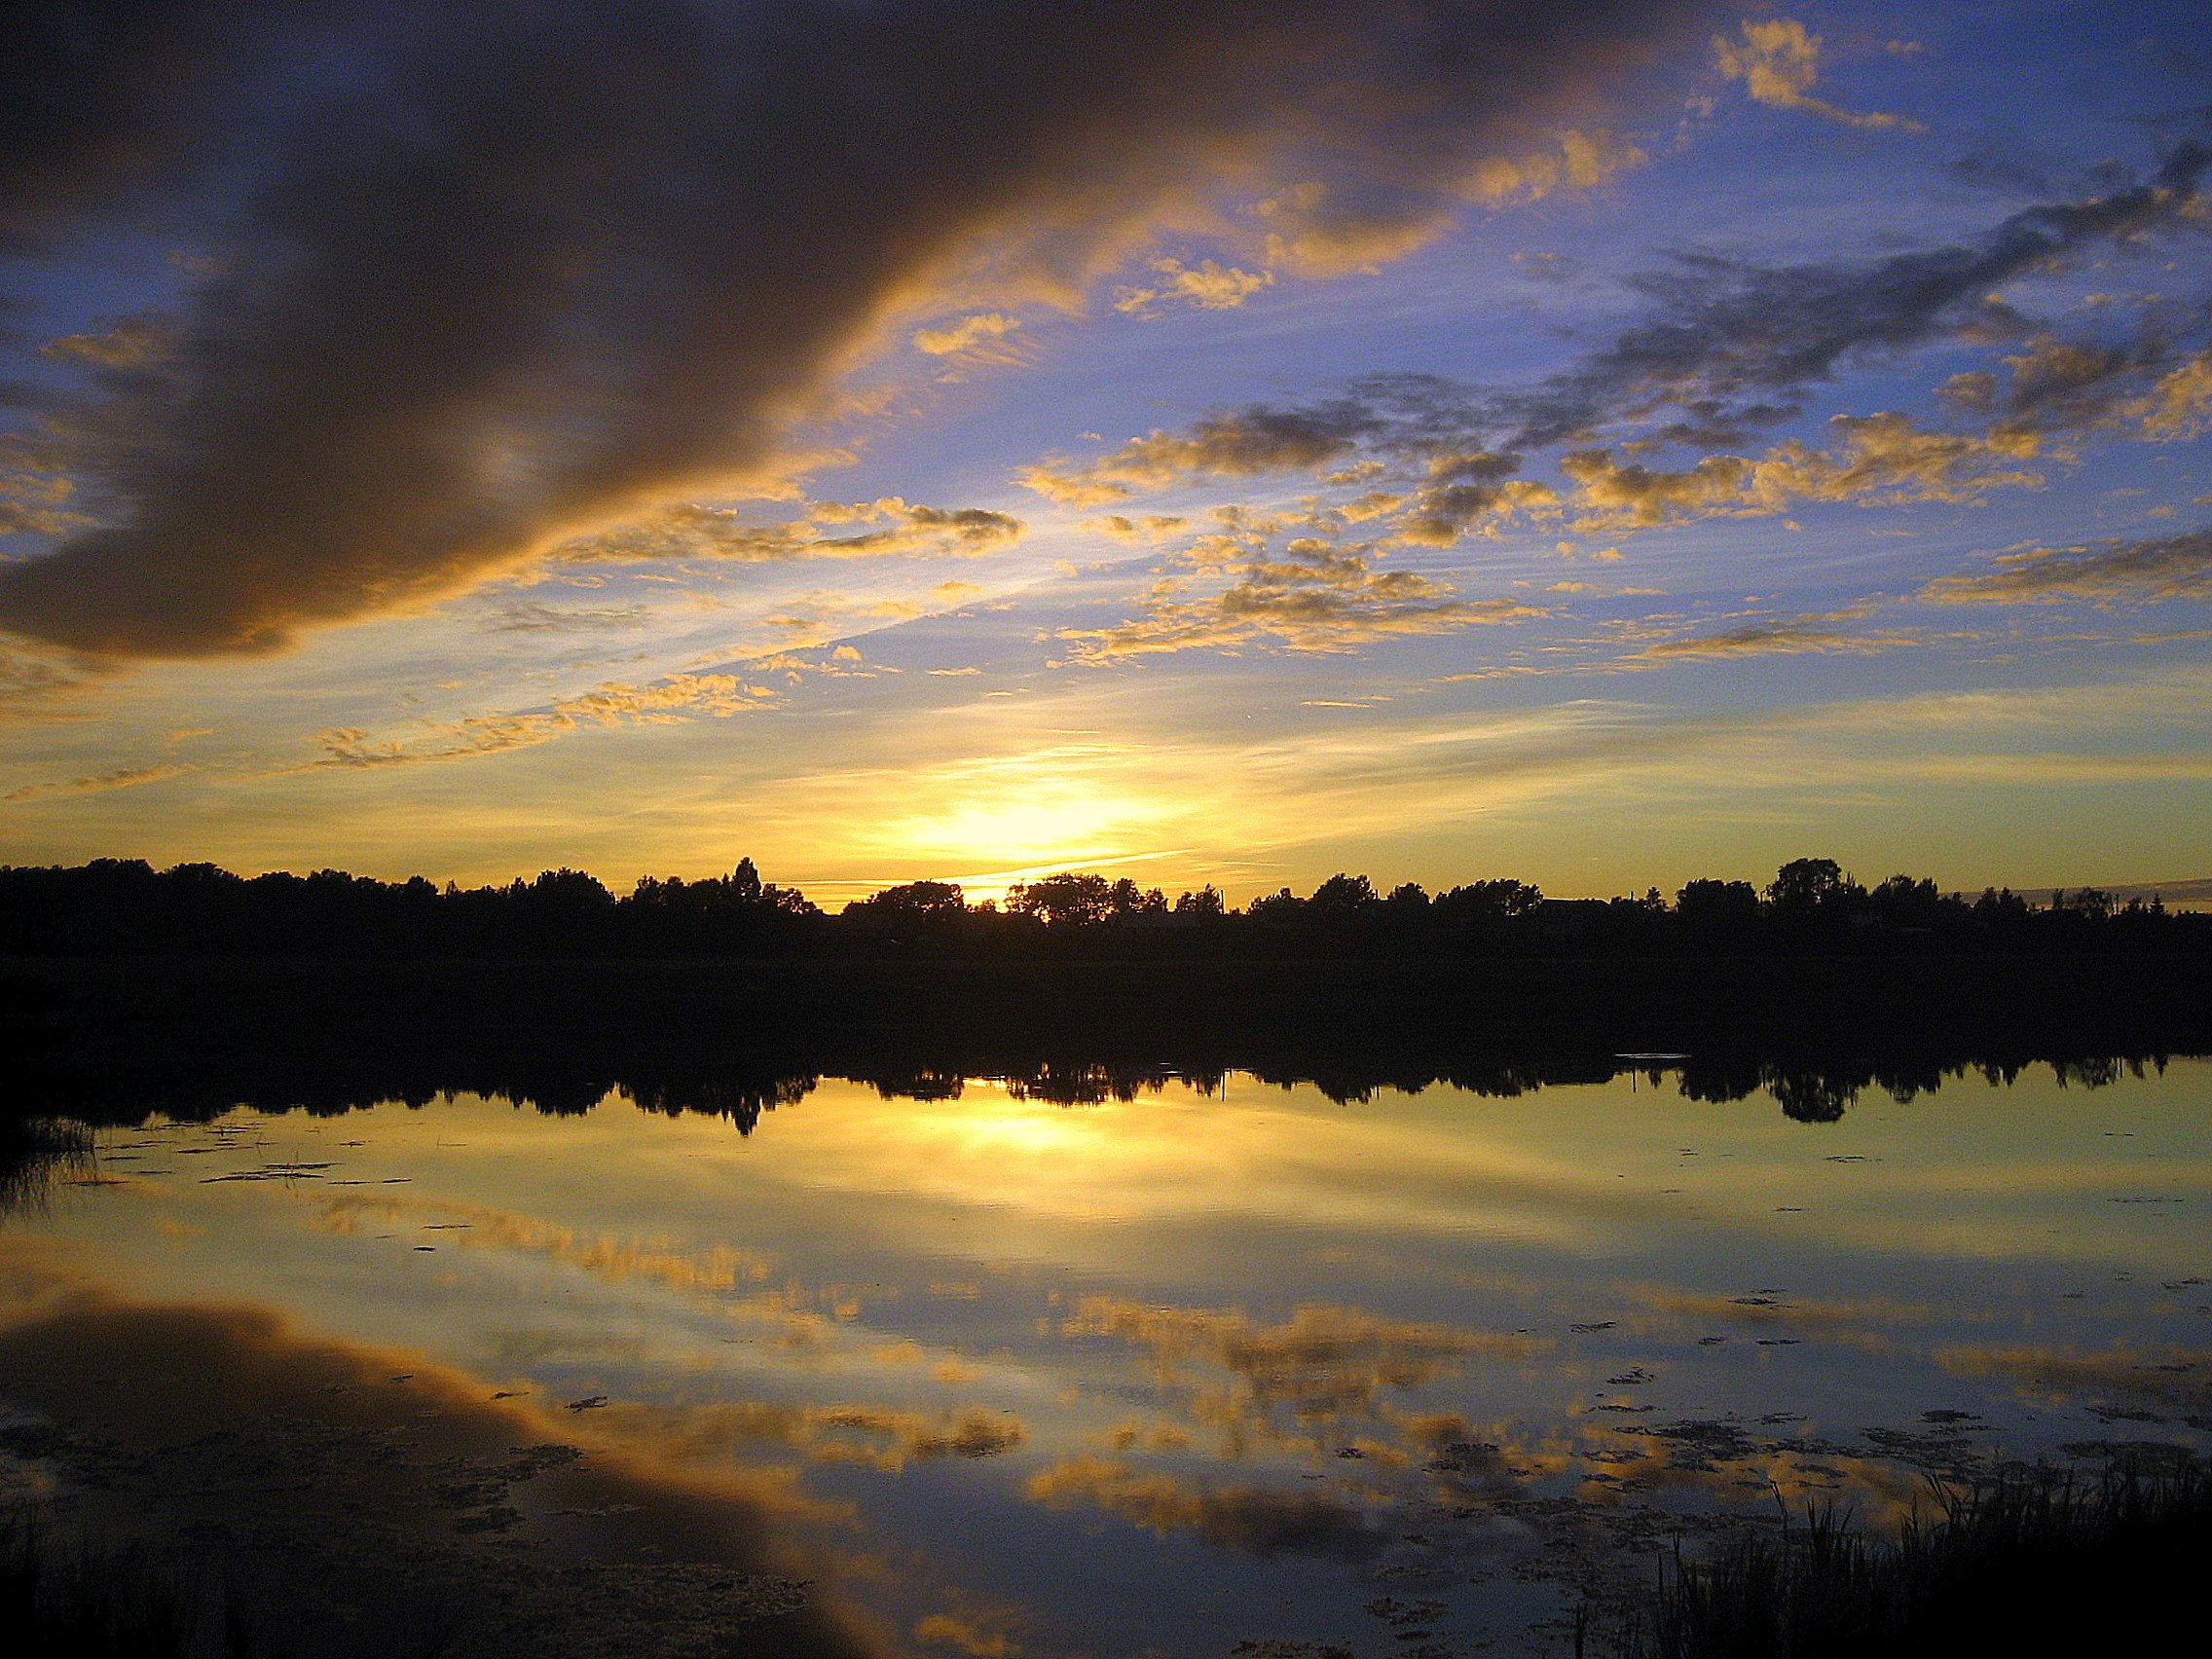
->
[0,1117,89,1214]
[0,1519,257,1658]
[1602,1460,2212,1658]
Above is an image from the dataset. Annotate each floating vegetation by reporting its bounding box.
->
[201,1162,335,1184]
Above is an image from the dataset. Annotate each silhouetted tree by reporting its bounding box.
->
[1867,873,1945,930]
[1432,879,1542,924]
[1006,871,1113,927]
[843,880,967,931]
[1307,873,1378,920]
[0,854,2200,963]
[761,882,819,917]
[1172,885,1226,919]
[2057,886,2114,921]
[1767,857,1862,917]
[1677,878,1760,928]
[1767,1066,1856,1124]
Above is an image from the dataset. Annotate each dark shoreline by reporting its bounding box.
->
[8,950,2209,1124]
[6,952,2210,1658]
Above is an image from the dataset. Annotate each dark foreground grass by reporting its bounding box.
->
[1600,1460,2212,1658]
[1,1519,259,1659]
[0,1117,90,1217]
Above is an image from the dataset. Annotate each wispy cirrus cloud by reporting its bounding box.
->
[1921,529,2212,606]
[555,498,1025,565]
[1502,139,2207,448]
[304,672,775,770]
[1056,523,1543,661]
[1251,127,1649,276]
[2,761,193,803]
[1010,138,2207,577]
[1624,624,1917,663]
[1034,399,2053,550]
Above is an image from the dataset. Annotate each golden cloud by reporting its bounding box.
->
[1626,624,1918,663]
[911,313,1025,357]
[2131,349,2212,440]
[1714,18,1924,131]
[1114,257,1274,314]
[1057,533,1545,659]
[1061,1296,1545,1418]
[1920,528,2212,606]
[301,672,771,770]
[629,1397,1025,1474]
[1020,404,1382,505]
[558,498,1024,564]
[1022,1455,1380,1558]
[1564,411,2046,530]
[1,760,195,803]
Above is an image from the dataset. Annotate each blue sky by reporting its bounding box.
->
[1,1,2208,902]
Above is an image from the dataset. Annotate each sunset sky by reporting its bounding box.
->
[2,0,2208,903]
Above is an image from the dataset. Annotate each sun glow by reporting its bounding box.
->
[805,745,1194,900]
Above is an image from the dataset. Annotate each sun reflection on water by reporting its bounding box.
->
[6,1058,2209,1655]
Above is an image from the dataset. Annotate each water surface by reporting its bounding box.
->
[5,1057,2209,1656]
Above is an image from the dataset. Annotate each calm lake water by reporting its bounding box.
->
[5,1056,2210,1657]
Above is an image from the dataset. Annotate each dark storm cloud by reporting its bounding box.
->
[1,1,261,245]
[0,0,1707,659]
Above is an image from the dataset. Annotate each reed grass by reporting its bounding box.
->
[1595,1458,2212,1658]
[0,1116,92,1218]
[0,1518,258,1658]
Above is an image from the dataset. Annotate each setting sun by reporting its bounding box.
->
[2,5,2209,1654]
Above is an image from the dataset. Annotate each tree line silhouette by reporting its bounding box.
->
[3,1049,2178,1143]
[0,854,2202,957]
[6,1046,2180,1226]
